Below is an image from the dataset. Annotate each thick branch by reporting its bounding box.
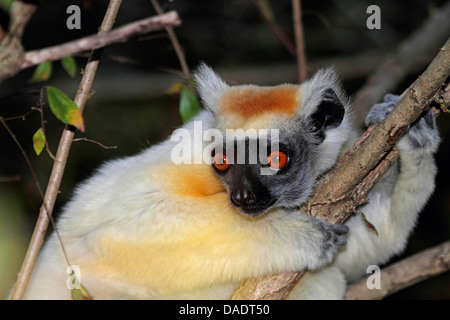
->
[231,37,450,300]
[21,11,181,69]
[10,0,123,300]
[8,0,37,38]
[352,1,450,127]
[345,241,450,300]
[305,37,450,221]
[231,272,302,300]
[0,0,37,82]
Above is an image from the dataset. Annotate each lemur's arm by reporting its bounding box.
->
[334,95,439,281]
[288,95,440,299]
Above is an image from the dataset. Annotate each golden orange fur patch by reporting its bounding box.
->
[155,163,226,197]
[219,85,300,118]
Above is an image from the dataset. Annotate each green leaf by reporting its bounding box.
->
[360,211,378,236]
[440,104,450,113]
[0,0,13,12]
[61,56,77,78]
[69,270,94,300]
[32,128,46,156]
[72,283,94,300]
[46,86,85,132]
[165,82,184,95]
[30,61,52,83]
[179,86,200,123]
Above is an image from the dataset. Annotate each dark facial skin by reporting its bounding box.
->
[211,137,303,217]
[211,88,345,217]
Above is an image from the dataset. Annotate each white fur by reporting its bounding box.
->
[21,66,438,300]
[193,63,229,113]
[291,113,438,299]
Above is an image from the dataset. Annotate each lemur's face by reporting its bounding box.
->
[211,133,315,216]
[194,64,350,217]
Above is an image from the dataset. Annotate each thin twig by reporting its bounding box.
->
[0,175,22,182]
[292,0,307,82]
[73,137,118,150]
[1,115,72,280]
[0,118,44,198]
[36,87,56,160]
[20,11,181,69]
[158,66,188,78]
[252,0,296,56]
[10,0,124,300]
[302,9,332,29]
[1,109,35,121]
[151,0,191,78]
[137,31,169,42]
[1,88,56,161]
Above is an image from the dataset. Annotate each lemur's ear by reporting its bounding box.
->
[299,68,347,139]
[193,62,229,113]
[310,88,345,132]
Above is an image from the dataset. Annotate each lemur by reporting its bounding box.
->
[22,64,439,299]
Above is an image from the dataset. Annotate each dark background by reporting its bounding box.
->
[0,0,449,299]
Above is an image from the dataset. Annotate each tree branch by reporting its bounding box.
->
[9,0,123,300]
[252,0,296,57]
[150,0,190,78]
[352,1,450,128]
[230,37,450,300]
[20,11,181,69]
[345,241,450,300]
[0,0,37,82]
[304,37,450,221]
[292,0,307,82]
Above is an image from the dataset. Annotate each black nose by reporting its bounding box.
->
[230,187,256,208]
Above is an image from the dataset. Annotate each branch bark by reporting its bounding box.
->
[352,1,450,128]
[345,241,450,300]
[0,6,180,84]
[20,11,181,69]
[231,37,450,300]
[9,0,123,300]
[0,0,37,82]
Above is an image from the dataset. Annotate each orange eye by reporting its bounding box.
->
[213,153,229,171]
[267,151,288,170]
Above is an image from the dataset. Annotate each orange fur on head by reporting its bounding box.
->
[219,85,300,118]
